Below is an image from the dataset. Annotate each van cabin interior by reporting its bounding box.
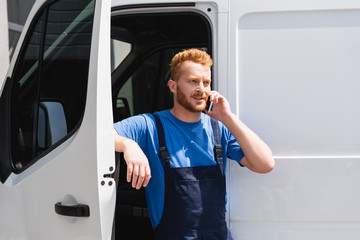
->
[111,11,212,239]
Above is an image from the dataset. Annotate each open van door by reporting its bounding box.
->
[0,0,115,239]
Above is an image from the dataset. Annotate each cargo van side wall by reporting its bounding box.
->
[228,1,360,239]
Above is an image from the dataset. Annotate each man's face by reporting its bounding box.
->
[171,61,211,112]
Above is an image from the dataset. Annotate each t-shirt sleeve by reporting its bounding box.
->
[113,115,148,149]
[225,128,245,167]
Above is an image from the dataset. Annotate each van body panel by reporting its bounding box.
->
[229,158,360,239]
[228,1,360,239]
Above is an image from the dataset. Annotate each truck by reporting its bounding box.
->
[1,0,359,239]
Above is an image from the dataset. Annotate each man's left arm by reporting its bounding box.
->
[206,91,275,173]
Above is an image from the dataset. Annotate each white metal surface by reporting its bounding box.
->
[229,158,360,239]
[93,0,117,238]
[228,0,360,239]
[0,0,115,239]
[236,10,360,156]
[0,0,9,88]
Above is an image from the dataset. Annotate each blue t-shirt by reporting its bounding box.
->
[113,110,244,228]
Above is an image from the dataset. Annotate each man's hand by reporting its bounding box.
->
[114,131,151,189]
[205,91,232,122]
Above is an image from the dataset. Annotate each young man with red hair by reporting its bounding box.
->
[114,48,274,239]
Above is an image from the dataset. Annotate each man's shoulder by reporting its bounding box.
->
[203,115,232,142]
[114,113,156,131]
[153,109,170,118]
[115,110,171,127]
[115,114,146,124]
[202,114,226,129]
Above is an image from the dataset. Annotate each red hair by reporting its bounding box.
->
[170,48,213,80]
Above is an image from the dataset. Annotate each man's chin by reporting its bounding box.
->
[176,97,206,112]
[192,104,206,112]
[181,104,205,113]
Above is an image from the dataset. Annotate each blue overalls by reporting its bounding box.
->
[153,114,234,240]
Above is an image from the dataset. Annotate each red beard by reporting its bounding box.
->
[175,86,208,113]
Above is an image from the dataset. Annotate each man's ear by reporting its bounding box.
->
[168,79,176,94]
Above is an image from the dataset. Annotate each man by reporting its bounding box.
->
[114,48,274,239]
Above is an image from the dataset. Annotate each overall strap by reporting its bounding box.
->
[152,113,171,167]
[210,118,224,174]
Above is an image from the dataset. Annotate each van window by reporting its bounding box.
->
[117,48,181,118]
[9,0,95,171]
[111,39,131,72]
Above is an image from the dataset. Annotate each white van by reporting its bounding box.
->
[1,0,360,239]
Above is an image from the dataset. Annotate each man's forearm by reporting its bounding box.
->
[114,129,133,152]
[113,129,151,188]
[221,113,275,173]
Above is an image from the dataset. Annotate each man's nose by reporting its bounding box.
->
[197,82,205,92]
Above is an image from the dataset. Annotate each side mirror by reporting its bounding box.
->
[114,97,130,122]
[38,101,67,149]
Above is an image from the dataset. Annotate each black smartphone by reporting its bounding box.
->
[206,98,213,112]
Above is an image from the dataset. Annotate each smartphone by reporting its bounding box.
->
[207,98,213,112]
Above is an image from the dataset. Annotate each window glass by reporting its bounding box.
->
[117,78,134,116]
[115,48,182,121]
[10,13,44,169]
[111,39,131,72]
[10,0,95,171]
[40,0,94,131]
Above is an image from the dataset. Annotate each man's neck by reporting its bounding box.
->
[170,105,202,123]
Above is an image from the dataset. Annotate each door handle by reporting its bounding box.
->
[55,202,90,217]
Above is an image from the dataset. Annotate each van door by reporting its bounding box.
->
[0,0,115,239]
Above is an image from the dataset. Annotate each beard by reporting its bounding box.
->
[175,86,208,113]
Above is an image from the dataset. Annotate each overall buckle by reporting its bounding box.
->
[215,145,222,159]
[159,146,170,160]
